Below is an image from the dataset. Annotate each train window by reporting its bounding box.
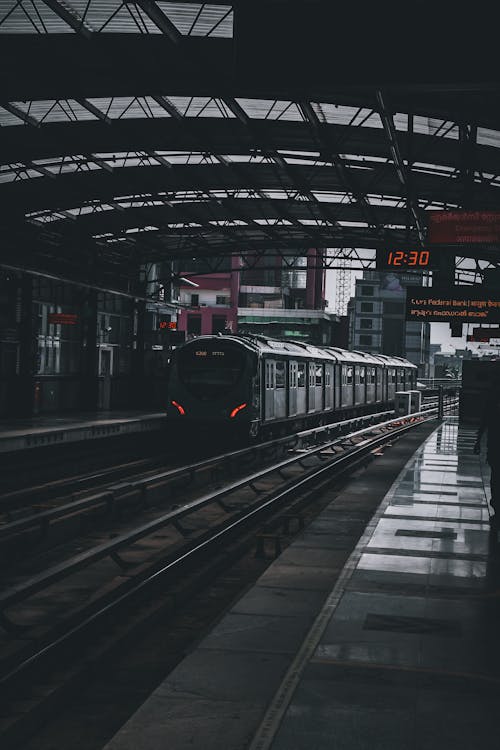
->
[359,368,365,382]
[276,361,285,388]
[347,367,353,384]
[297,363,306,387]
[325,368,331,386]
[315,366,323,387]
[177,342,246,398]
[309,364,315,387]
[266,361,276,388]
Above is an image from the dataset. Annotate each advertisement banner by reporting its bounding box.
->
[428,211,500,244]
[406,286,500,323]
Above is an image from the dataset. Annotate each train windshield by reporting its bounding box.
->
[177,342,247,398]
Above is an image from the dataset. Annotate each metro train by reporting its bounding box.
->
[166,334,417,439]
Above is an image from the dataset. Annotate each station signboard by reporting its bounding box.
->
[428,211,500,244]
[406,286,500,323]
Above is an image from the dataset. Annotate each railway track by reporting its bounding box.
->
[0,406,446,747]
[0,396,459,749]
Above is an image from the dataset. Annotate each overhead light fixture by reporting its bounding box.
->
[178,277,199,288]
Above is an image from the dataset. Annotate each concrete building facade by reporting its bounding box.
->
[348,270,430,376]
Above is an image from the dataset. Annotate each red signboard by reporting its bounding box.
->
[467,327,500,342]
[428,211,500,244]
[48,313,78,325]
[159,321,177,330]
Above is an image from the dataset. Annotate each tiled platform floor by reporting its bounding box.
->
[0,411,166,452]
[104,420,500,750]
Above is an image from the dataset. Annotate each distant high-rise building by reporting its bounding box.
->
[347,270,430,376]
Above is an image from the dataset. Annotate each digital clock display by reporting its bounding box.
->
[376,249,435,270]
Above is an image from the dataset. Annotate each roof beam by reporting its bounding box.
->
[75,98,111,124]
[2,102,40,128]
[151,95,184,121]
[298,101,381,231]
[459,123,477,208]
[223,97,250,126]
[41,0,93,38]
[131,0,182,44]
[376,90,426,245]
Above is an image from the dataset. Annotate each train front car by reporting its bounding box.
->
[167,336,259,438]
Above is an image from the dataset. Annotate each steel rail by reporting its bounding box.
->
[0,410,396,542]
[0,410,428,616]
[0,410,435,691]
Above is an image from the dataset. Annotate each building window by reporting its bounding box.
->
[360,335,372,346]
[216,295,229,305]
[361,285,374,296]
[360,319,373,329]
[190,293,199,306]
[361,302,374,312]
[187,314,201,335]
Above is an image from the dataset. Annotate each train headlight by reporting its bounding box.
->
[229,403,247,418]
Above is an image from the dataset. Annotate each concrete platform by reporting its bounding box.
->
[103,419,499,750]
[0,411,166,453]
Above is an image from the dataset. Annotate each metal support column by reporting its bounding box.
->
[131,298,146,408]
[80,289,98,410]
[16,275,35,416]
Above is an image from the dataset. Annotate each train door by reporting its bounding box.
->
[275,360,286,418]
[308,362,316,412]
[264,359,275,419]
[289,361,298,416]
[315,363,324,411]
[334,363,340,410]
[325,363,333,410]
[297,361,306,414]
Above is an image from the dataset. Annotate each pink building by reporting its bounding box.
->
[177,256,240,337]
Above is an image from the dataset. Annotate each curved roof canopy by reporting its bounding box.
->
[1,1,500,293]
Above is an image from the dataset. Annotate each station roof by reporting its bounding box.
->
[1,1,499,294]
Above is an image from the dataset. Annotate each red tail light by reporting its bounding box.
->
[171,400,185,415]
[230,403,247,418]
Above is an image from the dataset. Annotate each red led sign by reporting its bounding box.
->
[428,211,500,244]
[467,327,500,342]
[376,249,435,270]
[48,313,78,325]
[159,321,177,330]
[406,286,500,323]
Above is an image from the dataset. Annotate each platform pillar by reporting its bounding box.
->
[80,290,99,410]
[16,275,35,416]
[131,299,146,407]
